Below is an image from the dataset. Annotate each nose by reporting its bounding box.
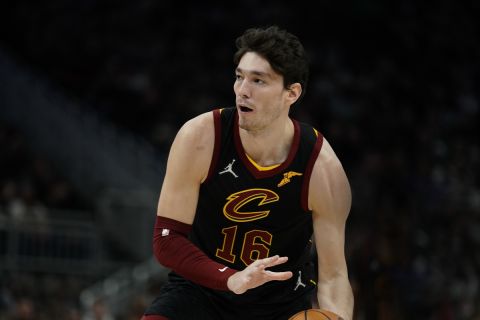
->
[235,80,251,98]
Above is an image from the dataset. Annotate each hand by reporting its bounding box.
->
[227,255,293,294]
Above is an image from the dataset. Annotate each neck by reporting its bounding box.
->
[239,116,294,167]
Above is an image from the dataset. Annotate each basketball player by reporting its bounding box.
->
[141,26,354,320]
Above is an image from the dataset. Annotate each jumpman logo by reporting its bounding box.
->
[294,271,306,291]
[219,159,238,178]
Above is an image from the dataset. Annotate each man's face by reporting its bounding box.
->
[234,52,292,132]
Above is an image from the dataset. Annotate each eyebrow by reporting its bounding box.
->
[235,67,272,79]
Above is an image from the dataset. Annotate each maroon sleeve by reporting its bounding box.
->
[153,216,237,291]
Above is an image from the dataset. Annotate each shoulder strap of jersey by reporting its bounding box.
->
[300,124,324,211]
[203,107,236,183]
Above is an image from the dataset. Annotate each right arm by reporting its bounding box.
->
[153,111,237,290]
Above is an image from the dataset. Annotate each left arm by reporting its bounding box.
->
[309,138,354,320]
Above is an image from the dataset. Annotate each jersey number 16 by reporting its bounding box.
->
[216,226,273,266]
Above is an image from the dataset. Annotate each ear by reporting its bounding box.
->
[286,83,302,105]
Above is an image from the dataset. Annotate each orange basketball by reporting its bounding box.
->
[288,309,340,320]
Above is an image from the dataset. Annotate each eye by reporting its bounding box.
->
[253,78,265,85]
[235,74,243,81]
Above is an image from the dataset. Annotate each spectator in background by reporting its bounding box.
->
[82,298,114,320]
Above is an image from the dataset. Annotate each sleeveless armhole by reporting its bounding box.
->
[301,128,324,211]
[203,109,222,183]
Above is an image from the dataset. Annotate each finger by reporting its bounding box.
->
[264,270,293,281]
[251,255,289,270]
[250,255,278,268]
[258,255,280,264]
[264,255,289,268]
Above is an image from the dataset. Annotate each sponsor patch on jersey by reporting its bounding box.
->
[277,171,303,187]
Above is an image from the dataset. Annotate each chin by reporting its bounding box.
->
[238,119,254,131]
[238,121,251,131]
[239,120,265,133]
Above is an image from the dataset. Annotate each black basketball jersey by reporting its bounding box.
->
[190,107,323,303]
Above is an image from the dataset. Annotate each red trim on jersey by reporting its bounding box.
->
[153,216,237,291]
[301,131,324,211]
[234,111,301,179]
[205,109,222,183]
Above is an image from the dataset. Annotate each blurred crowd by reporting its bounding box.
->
[0,270,150,320]
[0,122,96,320]
[1,0,479,319]
[0,122,90,220]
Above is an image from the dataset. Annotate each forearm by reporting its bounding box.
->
[153,216,237,290]
[317,275,354,320]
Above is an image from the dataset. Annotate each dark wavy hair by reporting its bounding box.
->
[233,25,309,101]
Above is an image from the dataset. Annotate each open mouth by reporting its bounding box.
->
[239,105,253,112]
